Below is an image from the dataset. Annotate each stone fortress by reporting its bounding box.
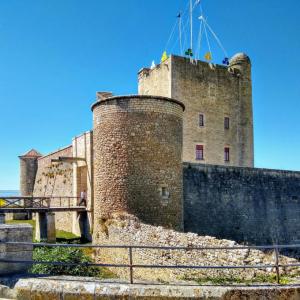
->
[19,53,300,246]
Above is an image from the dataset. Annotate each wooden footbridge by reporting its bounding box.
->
[0,196,87,213]
[0,196,90,243]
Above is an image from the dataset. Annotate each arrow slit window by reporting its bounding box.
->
[224,117,230,130]
[199,114,205,127]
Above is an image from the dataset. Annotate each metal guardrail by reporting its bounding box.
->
[0,196,82,209]
[1,241,300,284]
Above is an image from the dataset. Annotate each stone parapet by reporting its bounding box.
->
[0,224,33,276]
[12,275,300,300]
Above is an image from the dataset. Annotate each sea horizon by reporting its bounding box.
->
[0,190,20,196]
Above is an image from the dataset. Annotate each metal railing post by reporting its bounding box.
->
[129,246,134,284]
[275,246,280,284]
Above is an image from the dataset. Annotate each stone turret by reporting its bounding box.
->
[229,53,254,167]
[92,94,185,233]
[19,149,42,197]
[18,149,42,220]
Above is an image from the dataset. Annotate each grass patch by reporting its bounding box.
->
[182,274,292,285]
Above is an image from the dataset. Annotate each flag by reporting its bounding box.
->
[222,57,229,65]
[204,52,212,61]
[185,48,193,57]
[150,60,156,69]
[0,198,6,207]
[161,51,169,63]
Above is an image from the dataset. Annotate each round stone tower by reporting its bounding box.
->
[229,53,251,79]
[229,53,254,167]
[19,149,42,196]
[92,95,185,232]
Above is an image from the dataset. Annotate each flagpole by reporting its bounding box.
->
[190,0,193,52]
[179,14,182,55]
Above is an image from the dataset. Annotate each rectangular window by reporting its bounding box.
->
[196,145,204,160]
[224,117,230,130]
[224,147,230,162]
[199,114,204,127]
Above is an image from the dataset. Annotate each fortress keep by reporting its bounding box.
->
[18,54,300,245]
[139,54,254,166]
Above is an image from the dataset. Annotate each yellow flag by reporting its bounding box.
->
[161,51,169,63]
[0,198,6,207]
[204,52,212,61]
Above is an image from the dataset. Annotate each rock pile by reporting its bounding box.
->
[94,213,300,283]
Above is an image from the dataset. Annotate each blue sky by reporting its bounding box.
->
[0,0,299,189]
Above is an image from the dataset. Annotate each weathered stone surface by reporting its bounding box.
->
[12,276,300,299]
[183,163,300,245]
[0,284,15,299]
[0,224,33,276]
[35,212,56,243]
[92,95,184,232]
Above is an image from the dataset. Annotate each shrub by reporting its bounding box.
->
[30,246,100,277]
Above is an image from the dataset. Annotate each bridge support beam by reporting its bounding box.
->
[0,213,5,224]
[78,212,92,242]
[35,212,56,243]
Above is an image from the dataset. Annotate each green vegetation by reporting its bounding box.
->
[31,246,116,278]
[181,274,292,285]
[31,246,99,277]
[6,219,116,279]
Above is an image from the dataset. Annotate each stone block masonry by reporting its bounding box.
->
[12,277,300,299]
[139,54,254,167]
[0,224,33,276]
[183,163,300,245]
[92,95,185,233]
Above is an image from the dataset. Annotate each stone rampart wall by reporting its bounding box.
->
[183,163,300,245]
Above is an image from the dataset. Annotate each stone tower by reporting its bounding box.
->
[138,54,254,167]
[19,149,42,196]
[18,149,42,220]
[92,94,184,232]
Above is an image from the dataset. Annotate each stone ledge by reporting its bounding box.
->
[12,277,300,300]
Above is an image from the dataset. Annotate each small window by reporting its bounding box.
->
[224,117,230,130]
[199,114,204,127]
[196,145,204,160]
[224,147,230,162]
[161,187,169,198]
